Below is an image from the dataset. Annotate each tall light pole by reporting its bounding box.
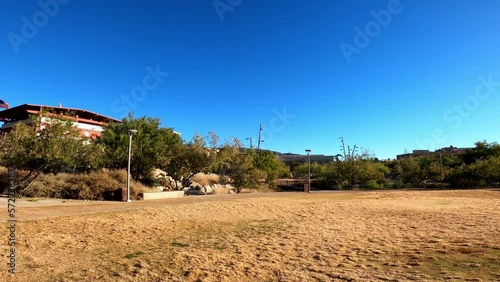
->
[305,149,311,193]
[127,129,137,202]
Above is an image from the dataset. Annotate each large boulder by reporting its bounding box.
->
[151,168,178,190]
[189,181,203,189]
[152,168,168,178]
[185,186,205,196]
[204,185,214,195]
[162,176,177,190]
[183,181,205,196]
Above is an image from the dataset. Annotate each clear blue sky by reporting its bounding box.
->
[1,0,500,159]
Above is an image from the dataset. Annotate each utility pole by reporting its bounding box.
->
[339,136,347,160]
[257,124,264,150]
[246,137,253,149]
[351,144,357,159]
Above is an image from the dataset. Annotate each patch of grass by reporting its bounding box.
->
[111,271,121,277]
[171,241,190,248]
[420,247,500,279]
[124,251,144,259]
[382,247,500,280]
[234,219,284,238]
[212,242,226,250]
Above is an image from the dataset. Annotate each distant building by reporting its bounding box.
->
[0,104,121,139]
[276,153,337,169]
[396,146,470,160]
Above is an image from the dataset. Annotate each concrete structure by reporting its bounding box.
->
[141,190,184,200]
[0,104,121,139]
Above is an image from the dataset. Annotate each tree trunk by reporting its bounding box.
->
[18,165,45,195]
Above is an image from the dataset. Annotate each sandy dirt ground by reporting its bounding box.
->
[0,189,499,282]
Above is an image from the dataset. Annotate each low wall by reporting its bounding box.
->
[141,191,184,200]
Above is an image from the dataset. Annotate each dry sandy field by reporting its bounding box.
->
[1,189,499,282]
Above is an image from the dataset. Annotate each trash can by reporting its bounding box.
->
[121,188,128,202]
[304,183,310,193]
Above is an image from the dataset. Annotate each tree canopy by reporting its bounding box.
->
[0,114,103,192]
[99,114,182,181]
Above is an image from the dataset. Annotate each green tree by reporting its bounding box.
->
[397,157,426,187]
[163,131,220,188]
[222,146,263,193]
[357,160,389,188]
[338,149,372,189]
[322,161,343,189]
[99,114,182,182]
[321,148,387,189]
[252,150,289,184]
[293,162,325,179]
[0,114,102,192]
[462,141,500,165]
[449,156,500,188]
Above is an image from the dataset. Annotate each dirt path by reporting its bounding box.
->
[0,190,382,222]
[0,192,278,221]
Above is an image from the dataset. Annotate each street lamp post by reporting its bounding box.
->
[439,150,443,189]
[305,149,311,193]
[127,129,137,202]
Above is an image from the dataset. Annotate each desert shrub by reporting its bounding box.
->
[0,167,37,194]
[211,186,227,194]
[0,166,8,193]
[246,183,279,193]
[362,180,382,189]
[191,173,220,186]
[26,173,72,198]
[22,169,147,200]
[389,181,405,189]
[312,179,341,190]
[105,169,128,183]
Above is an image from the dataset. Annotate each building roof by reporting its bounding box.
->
[396,146,472,160]
[0,104,121,125]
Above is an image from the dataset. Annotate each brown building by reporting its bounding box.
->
[396,146,470,160]
[0,104,121,139]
